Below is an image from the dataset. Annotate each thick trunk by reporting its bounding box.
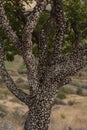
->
[24,97,52,130]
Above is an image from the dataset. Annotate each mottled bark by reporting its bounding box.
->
[53,0,65,55]
[0,0,87,130]
[24,97,52,130]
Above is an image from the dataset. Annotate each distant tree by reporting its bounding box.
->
[0,0,87,130]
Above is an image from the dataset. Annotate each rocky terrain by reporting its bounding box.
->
[0,55,87,130]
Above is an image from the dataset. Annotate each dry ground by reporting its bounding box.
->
[0,88,87,130]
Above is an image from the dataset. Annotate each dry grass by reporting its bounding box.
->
[49,95,87,130]
[1,90,87,130]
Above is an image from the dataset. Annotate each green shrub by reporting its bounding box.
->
[4,90,10,97]
[57,92,66,99]
[77,88,83,96]
[61,114,66,119]
[0,78,3,85]
[18,64,27,75]
[0,105,8,114]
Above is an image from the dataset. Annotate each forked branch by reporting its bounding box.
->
[21,0,48,93]
[49,45,87,86]
[22,0,48,38]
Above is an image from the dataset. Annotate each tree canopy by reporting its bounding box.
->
[1,0,87,61]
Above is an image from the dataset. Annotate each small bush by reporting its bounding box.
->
[78,72,83,77]
[68,100,76,106]
[18,64,27,75]
[61,114,66,119]
[0,105,8,114]
[72,81,81,88]
[62,87,74,94]
[4,90,10,97]
[77,88,83,96]
[0,78,3,84]
[57,92,66,99]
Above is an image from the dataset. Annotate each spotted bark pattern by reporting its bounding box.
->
[0,0,87,130]
[53,0,65,55]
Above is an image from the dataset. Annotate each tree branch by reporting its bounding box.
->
[71,22,81,47]
[0,1,35,88]
[44,44,87,96]
[48,45,87,86]
[0,1,36,94]
[65,45,87,76]
[22,0,48,52]
[21,0,48,93]
[53,0,65,55]
[22,0,47,39]
[37,29,48,84]
[0,1,23,54]
[0,43,32,106]
[37,11,55,85]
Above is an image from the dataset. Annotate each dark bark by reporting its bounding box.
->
[1,0,87,130]
[24,95,52,130]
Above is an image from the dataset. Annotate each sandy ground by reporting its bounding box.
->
[0,88,87,130]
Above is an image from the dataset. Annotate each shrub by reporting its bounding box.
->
[68,100,76,106]
[0,78,3,86]
[4,90,10,97]
[57,92,66,99]
[62,87,74,94]
[77,88,83,96]
[61,114,66,119]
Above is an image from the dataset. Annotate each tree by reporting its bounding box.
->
[0,0,87,129]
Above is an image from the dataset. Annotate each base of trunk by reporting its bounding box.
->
[24,100,52,130]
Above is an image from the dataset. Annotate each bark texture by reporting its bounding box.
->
[0,0,87,130]
[24,96,52,130]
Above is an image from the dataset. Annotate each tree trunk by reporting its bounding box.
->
[24,95,52,130]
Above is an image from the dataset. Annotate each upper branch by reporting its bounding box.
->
[0,1,22,53]
[48,45,87,86]
[22,0,48,40]
[0,43,31,106]
[66,46,87,76]
[37,29,48,84]
[53,0,65,55]
[37,11,55,85]
[21,0,48,93]
[71,22,81,47]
